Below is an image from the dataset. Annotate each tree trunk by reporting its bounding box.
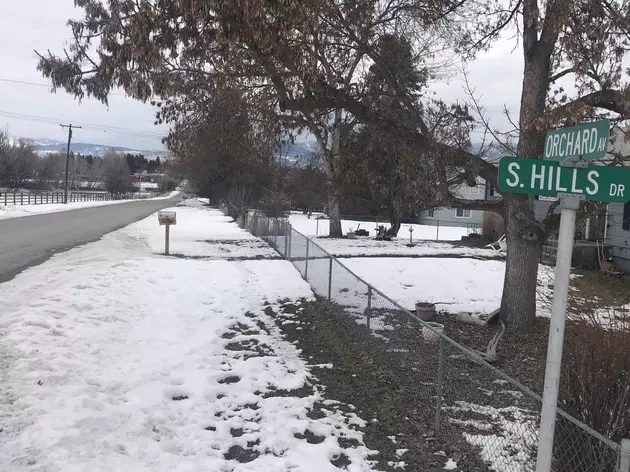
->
[328,192,343,237]
[385,206,402,237]
[499,195,544,331]
[326,109,344,238]
[498,47,551,331]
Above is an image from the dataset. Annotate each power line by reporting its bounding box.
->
[0,77,128,97]
[0,109,166,141]
[0,110,164,138]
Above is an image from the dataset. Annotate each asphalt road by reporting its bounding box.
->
[0,196,183,283]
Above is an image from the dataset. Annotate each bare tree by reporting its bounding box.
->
[35,0,630,330]
[101,152,133,195]
[164,86,278,221]
[0,133,38,191]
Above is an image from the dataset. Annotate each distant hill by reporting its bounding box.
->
[470,142,506,157]
[13,136,498,163]
[280,139,504,161]
[16,137,167,159]
[278,138,319,157]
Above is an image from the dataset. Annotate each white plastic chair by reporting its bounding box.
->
[486,234,507,255]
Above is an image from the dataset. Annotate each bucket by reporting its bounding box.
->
[415,302,436,321]
[422,322,445,344]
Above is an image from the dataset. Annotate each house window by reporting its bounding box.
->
[623,202,630,230]
[456,208,471,218]
[427,208,435,218]
[489,184,501,197]
[469,185,480,194]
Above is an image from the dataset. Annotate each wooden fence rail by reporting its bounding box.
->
[0,192,131,206]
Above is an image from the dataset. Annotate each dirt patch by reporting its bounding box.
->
[168,253,282,261]
[218,375,241,385]
[567,270,630,321]
[224,445,260,463]
[272,300,483,472]
[439,314,549,394]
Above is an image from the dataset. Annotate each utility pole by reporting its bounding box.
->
[60,124,82,204]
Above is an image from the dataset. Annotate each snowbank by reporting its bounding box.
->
[0,204,376,471]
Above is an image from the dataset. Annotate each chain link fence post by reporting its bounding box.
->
[619,439,630,472]
[284,222,289,258]
[328,256,333,302]
[305,239,310,280]
[435,336,445,432]
[287,225,292,261]
[436,220,440,240]
[366,285,372,330]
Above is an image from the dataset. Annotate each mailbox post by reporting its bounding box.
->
[158,211,177,255]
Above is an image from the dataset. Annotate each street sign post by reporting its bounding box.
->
[543,119,610,161]
[497,120,625,472]
[502,116,621,472]
[498,156,630,203]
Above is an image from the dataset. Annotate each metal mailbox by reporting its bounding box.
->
[158,211,177,225]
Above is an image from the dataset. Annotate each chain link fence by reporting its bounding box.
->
[246,211,625,472]
[297,212,479,240]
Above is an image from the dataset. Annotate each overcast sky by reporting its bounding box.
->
[0,0,168,150]
[0,1,523,150]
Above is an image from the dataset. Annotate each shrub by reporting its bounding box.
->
[556,311,630,470]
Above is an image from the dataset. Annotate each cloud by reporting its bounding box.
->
[1,2,525,152]
[428,37,524,144]
[0,0,167,150]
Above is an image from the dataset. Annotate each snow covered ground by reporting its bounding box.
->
[306,237,499,259]
[0,191,181,220]
[0,201,376,471]
[136,204,279,259]
[289,213,471,241]
[342,257,505,314]
[331,257,554,318]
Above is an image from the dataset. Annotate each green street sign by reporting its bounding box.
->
[543,119,610,161]
[497,156,630,203]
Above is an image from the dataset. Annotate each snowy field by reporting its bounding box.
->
[0,201,376,471]
[343,257,507,314]
[289,213,471,241]
[289,254,553,319]
[0,190,181,220]
[305,237,499,259]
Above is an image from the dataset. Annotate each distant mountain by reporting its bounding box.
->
[17,137,167,159]
[280,139,505,162]
[470,142,505,157]
[278,138,320,158]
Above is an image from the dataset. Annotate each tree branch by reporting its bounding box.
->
[546,88,630,121]
[446,196,506,215]
[549,67,574,83]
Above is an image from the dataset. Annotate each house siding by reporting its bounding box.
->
[605,202,630,271]
[418,181,485,226]
[418,207,484,226]
[534,198,560,221]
